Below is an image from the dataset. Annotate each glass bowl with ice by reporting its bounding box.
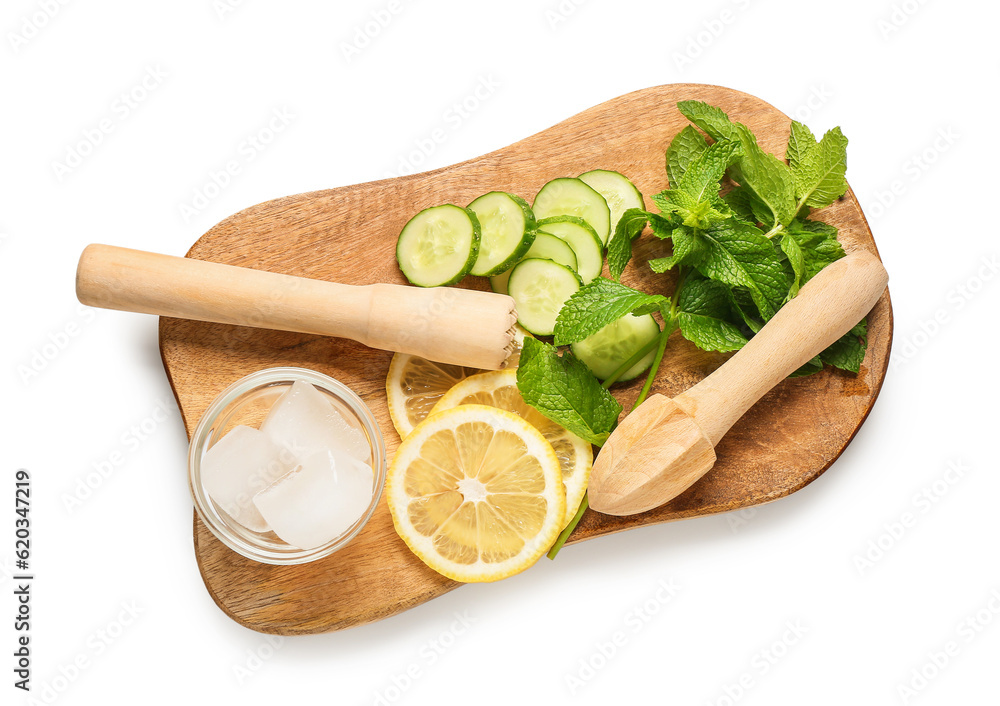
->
[188,367,386,564]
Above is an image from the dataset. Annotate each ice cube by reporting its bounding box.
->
[252,447,375,550]
[261,380,370,463]
[202,425,297,532]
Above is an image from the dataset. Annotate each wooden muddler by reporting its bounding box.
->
[588,250,889,516]
[76,244,518,370]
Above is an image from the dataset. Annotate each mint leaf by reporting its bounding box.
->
[786,121,817,171]
[821,319,867,373]
[792,127,848,210]
[678,139,741,203]
[553,278,667,345]
[652,189,728,230]
[787,217,837,244]
[786,221,846,283]
[779,233,805,298]
[677,100,738,142]
[608,208,650,281]
[727,287,763,333]
[678,313,748,353]
[696,219,791,320]
[666,125,708,188]
[733,125,797,227]
[722,186,757,224]
[516,338,622,446]
[677,275,733,319]
[675,277,748,353]
[649,224,706,273]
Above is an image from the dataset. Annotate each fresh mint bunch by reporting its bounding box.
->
[604,100,865,374]
[518,102,868,555]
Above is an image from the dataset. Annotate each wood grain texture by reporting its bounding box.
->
[159,83,893,635]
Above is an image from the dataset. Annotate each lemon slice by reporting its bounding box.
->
[386,404,565,582]
[385,326,531,439]
[429,369,592,528]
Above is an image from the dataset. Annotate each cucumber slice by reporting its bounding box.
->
[467,191,537,276]
[532,177,611,247]
[507,258,582,336]
[396,204,481,287]
[536,216,603,285]
[489,232,577,295]
[571,314,660,381]
[578,170,644,243]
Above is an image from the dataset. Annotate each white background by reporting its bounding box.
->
[2,0,998,704]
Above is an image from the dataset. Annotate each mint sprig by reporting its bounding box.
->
[553,278,668,346]
[523,101,869,558]
[675,276,748,353]
[608,208,652,281]
[515,338,622,447]
[790,125,849,211]
[665,124,708,188]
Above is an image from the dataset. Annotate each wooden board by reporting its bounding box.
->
[159,83,893,635]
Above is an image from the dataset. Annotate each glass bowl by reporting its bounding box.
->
[188,367,386,565]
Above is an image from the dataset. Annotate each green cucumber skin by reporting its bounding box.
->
[395,204,481,288]
[489,231,577,295]
[468,191,538,277]
[536,215,602,246]
[536,215,604,284]
[532,177,611,247]
[458,207,481,285]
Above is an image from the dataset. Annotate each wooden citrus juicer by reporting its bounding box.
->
[75,244,518,370]
[588,249,889,516]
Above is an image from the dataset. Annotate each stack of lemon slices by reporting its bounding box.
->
[385,329,593,583]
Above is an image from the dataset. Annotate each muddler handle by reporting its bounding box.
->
[75,244,517,370]
[673,250,888,445]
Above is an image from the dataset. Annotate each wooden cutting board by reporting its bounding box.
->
[159,83,893,635]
